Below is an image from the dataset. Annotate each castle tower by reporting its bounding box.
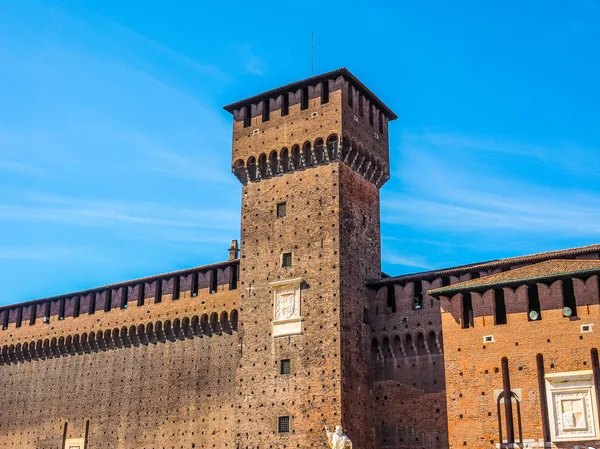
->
[224,68,396,448]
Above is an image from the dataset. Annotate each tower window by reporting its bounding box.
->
[369,103,374,125]
[462,293,474,328]
[528,284,541,321]
[358,93,364,116]
[321,81,329,104]
[562,278,578,317]
[282,252,292,268]
[210,269,218,294]
[494,288,507,325]
[243,105,251,127]
[73,296,80,318]
[301,87,309,110]
[379,111,384,133]
[58,300,65,320]
[413,281,423,310]
[262,99,270,122]
[282,94,289,116]
[280,359,291,375]
[387,285,396,313]
[276,202,287,218]
[348,85,353,107]
[278,416,290,433]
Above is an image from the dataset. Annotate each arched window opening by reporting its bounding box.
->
[201,314,210,334]
[302,141,312,167]
[393,335,403,359]
[269,150,278,176]
[210,313,220,334]
[231,310,239,330]
[527,284,542,321]
[220,311,230,333]
[405,334,416,357]
[416,333,426,355]
[428,331,439,354]
[314,138,324,164]
[326,135,338,161]
[280,148,290,173]
[291,145,301,171]
[562,278,578,317]
[494,288,507,325]
[258,153,268,178]
[247,156,257,181]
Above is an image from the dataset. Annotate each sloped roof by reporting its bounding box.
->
[368,243,600,287]
[428,259,600,297]
[223,67,398,120]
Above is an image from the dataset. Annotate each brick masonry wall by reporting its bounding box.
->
[441,274,600,449]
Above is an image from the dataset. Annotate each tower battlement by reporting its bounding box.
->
[224,68,396,187]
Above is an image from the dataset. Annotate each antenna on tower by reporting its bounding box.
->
[311,31,314,76]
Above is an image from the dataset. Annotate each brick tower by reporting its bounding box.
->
[224,68,396,448]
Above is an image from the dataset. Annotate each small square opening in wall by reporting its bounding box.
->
[581,324,593,333]
[483,335,495,343]
[280,359,291,374]
[277,202,287,218]
[278,416,290,433]
[282,252,292,268]
[252,129,259,135]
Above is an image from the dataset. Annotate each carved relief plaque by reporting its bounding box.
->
[65,437,85,449]
[270,277,303,337]
[545,370,600,441]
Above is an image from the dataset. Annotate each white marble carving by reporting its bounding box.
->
[545,370,600,441]
[270,277,303,337]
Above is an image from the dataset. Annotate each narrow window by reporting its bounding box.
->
[276,202,287,218]
[210,269,218,294]
[89,295,96,315]
[369,103,374,125]
[358,93,364,116]
[362,215,368,227]
[104,290,111,312]
[15,308,23,328]
[379,111,384,133]
[363,307,369,324]
[58,300,65,320]
[301,87,309,110]
[413,281,423,310]
[494,288,507,325]
[282,252,292,268]
[155,280,162,304]
[321,81,329,104]
[2,310,8,330]
[191,273,199,297]
[280,359,291,375]
[281,94,289,116]
[73,296,80,318]
[30,305,37,325]
[278,416,290,433]
[462,293,474,328]
[386,285,396,313]
[561,278,578,317]
[348,85,353,107]
[44,302,51,321]
[229,265,238,290]
[243,105,251,127]
[527,284,541,321]
[172,277,180,300]
[441,276,451,287]
[262,99,270,122]
[537,354,551,442]
[137,284,145,306]
[120,286,128,309]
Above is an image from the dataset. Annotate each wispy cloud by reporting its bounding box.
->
[239,44,265,76]
[383,132,600,238]
[382,252,434,269]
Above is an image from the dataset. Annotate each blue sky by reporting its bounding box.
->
[1,0,599,304]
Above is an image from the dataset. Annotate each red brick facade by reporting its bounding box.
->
[0,69,598,449]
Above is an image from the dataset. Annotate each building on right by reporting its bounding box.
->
[429,258,600,448]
